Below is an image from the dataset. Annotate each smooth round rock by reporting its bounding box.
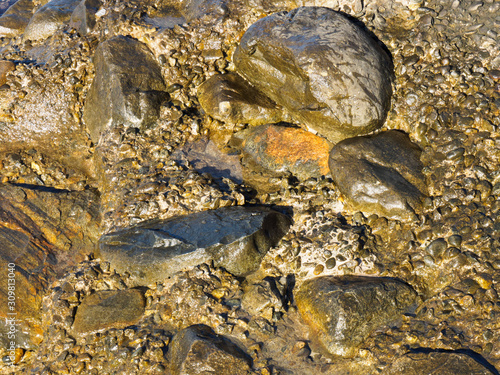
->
[233,7,393,143]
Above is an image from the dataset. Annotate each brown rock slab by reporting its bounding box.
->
[198,73,286,126]
[295,275,418,357]
[328,130,426,221]
[0,60,15,86]
[168,324,252,375]
[73,289,145,333]
[383,351,496,375]
[234,7,393,143]
[0,184,100,348]
[233,123,331,180]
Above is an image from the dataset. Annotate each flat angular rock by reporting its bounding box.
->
[328,130,426,221]
[73,289,145,333]
[23,0,81,41]
[0,184,100,348]
[168,324,252,375]
[383,351,495,375]
[233,7,393,144]
[232,124,331,180]
[295,276,417,357]
[83,36,168,142]
[0,0,37,37]
[198,73,286,126]
[97,206,292,286]
[69,0,101,35]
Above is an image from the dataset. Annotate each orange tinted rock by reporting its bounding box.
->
[233,124,331,180]
[0,184,100,348]
[0,60,14,86]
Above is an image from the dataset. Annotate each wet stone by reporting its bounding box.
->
[23,0,82,41]
[69,0,101,35]
[382,351,496,375]
[197,72,286,126]
[233,7,393,144]
[97,206,292,286]
[0,183,100,347]
[72,289,145,333]
[82,36,168,142]
[232,124,331,180]
[171,137,243,183]
[0,0,36,37]
[328,130,427,221]
[168,324,252,375]
[295,275,418,357]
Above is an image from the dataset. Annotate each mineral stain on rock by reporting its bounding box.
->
[233,123,331,180]
[97,206,292,286]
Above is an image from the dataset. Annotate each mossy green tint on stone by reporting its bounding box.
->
[296,275,417,357]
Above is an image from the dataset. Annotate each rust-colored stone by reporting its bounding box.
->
[0,184,101,348]
[233,124,331,180]
[0,60,14,86]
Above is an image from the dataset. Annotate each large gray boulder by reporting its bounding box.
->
[83,36,168,142]
[295,276,418,357]
[168,325,252,375]
[233,7,393,144]
[383,351,496,375]
[328,130,426,221]
[23,0,81,41]
[97,206,292,286]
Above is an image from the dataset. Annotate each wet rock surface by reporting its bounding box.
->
[168,324,252,375]
[233,6,393,143]
[198,73,286,126]
[0,0,36,37]
[382,351,496,375]
[82,36,168,142]
[233,123,331,180]
[69,0,101,36]
[0,0,500,373]
[295,275,418,357]
[23,0,81,41]
[0,184,100,348]
[328,130,427,221]
[73,289,145,333]
[97,206,292,286]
